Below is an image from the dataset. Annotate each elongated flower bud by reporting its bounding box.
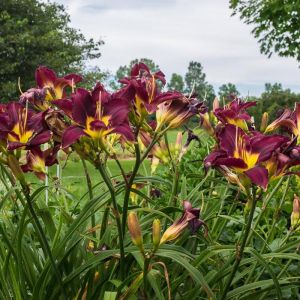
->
[213,97,219,111]
[152,219,161,250]
[200,113,215,137]
[291,195,300,229]
[260,112,269,132]
[128,212,144,253]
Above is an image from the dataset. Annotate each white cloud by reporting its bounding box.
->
[56,0,300,95]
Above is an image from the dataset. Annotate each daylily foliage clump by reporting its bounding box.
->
[1,63,300,299]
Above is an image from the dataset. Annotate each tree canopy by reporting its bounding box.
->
[248,83,300,125]
[230,0,300,62]
[184,61,215,106]
[0,0,103,101]
[218,83,240,99]
[167,73,185,93]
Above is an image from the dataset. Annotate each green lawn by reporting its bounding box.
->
[38,158,150,199]
[31,130,182,199]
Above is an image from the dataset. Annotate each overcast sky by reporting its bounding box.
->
[55,0,300,96]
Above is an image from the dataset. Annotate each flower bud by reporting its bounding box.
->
[200,113,215,137]
[213,97,219,111]
[152,219,161,250]
[291,195,300,229]
[127,211,144,253]
[7,155,25,184]
[260,112,269,132]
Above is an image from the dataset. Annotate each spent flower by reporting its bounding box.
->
[160,201,207,244]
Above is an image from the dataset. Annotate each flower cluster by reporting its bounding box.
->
[1,64,206,181]
[204,98,300,191]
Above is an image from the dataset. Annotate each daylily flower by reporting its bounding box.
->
[204,124,289,189]
[156,96,207,131]
[160,201,207,244]
[0,102,51,150]
[265,139,300,180]
[214,98,256,130]
[265,103,300,140]
[20,66,82,110]
[21,146,59,180]
[56,85,134,150]
[119,63,182,121]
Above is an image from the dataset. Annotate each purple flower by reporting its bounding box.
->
[20,66,82,110]
[214,98,256,130]
[0,103,51,150]
[54,85,134,149]
[205,124,289,189]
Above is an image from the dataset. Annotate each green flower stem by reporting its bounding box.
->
[220,189,257,300]
[121,130,168,236]
[121,142,141,236]
[250,177,284,239]
[121,130,162,234]
[113,155,129,185]
[143,255,151,295]
[81,159,96,239]
[215,190,240,240]
[20,183,66,300]
[246,176,291,284]
[170,167,180,208]
[96,163,125,276]
[163,166,180,231]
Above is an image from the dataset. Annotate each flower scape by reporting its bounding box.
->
[1,63,300,299]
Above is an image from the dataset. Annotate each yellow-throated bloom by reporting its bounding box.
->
[204,124,290,189]
[56,85,134,150]
[0,102,51,150]
[20,66,82,111]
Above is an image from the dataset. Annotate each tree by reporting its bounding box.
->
[111,58,159,90]
[0,0,103,101]
[249,83,300,125]
[230,0,300,62]
[218,83,240,100]
[184,61,215,107]
[79,66,111,90]
[167,73,185,92]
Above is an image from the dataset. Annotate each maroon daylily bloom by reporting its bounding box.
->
[20,66,82,110]
[214,98,256,130]
[204,124,289,189]
[265,138,300,179]
[56,85,134,149]
[160,201,207,244]
[21,145,59,180]
[265,103,300,138]
[119,63,182,118]
[156,96,207,131]
[0,102,51,150]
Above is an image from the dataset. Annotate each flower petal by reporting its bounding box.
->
[62,125,86,148]
[35,66,57,88]
[113,124,135,141]
[251,134,288,162]
[52,99,73,118]
[244,166,269,189]
[72,88,95,125]
[29,131,52,147]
